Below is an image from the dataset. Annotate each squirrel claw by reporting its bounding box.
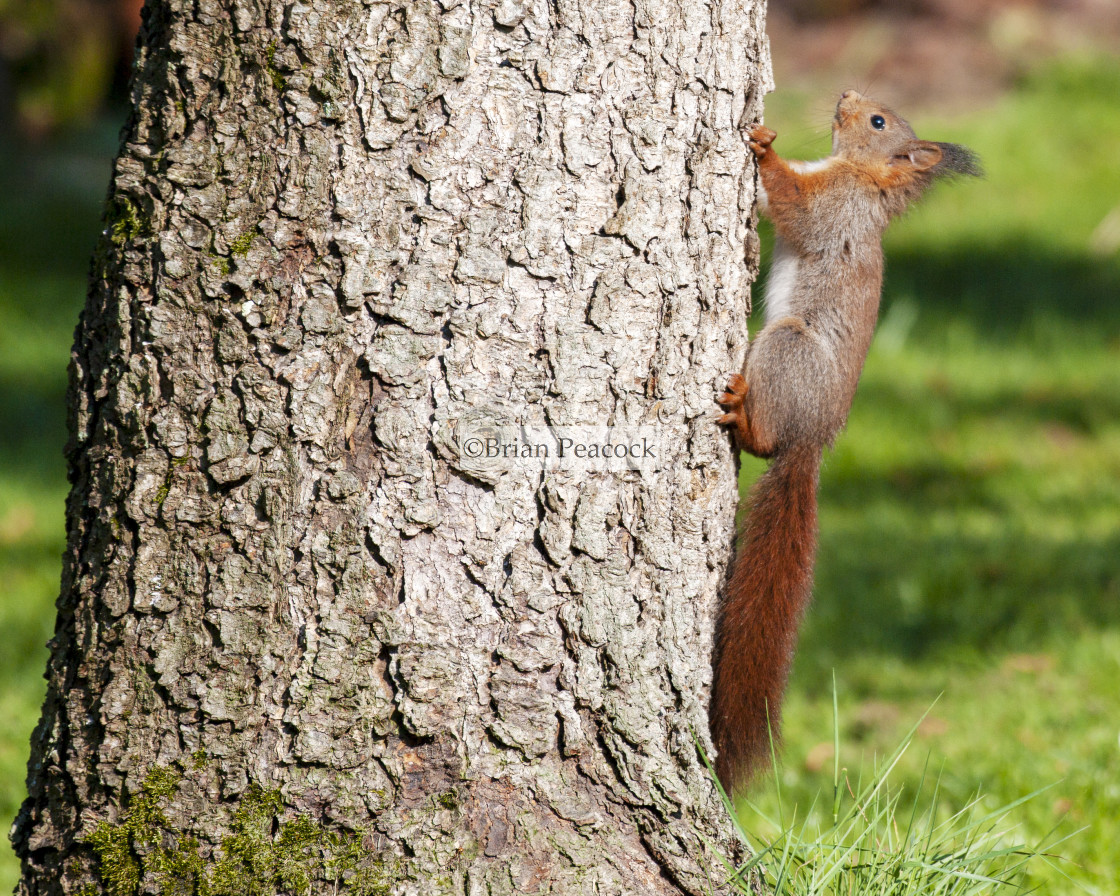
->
[747,125,777,157]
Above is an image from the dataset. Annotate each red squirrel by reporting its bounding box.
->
[711,91,980,790]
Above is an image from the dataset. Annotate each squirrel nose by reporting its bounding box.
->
[840,89,861,101]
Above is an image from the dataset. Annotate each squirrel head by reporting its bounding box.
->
[832,90,982,180]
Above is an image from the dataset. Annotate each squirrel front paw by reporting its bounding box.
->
[747,125,777,158]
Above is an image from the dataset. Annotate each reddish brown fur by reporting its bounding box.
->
[711,443,819,787]
[711,92,979,790]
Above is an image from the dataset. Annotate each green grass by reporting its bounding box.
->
[2,56,1119,894]
[739,55,1120,895]
[708,693,1065,895]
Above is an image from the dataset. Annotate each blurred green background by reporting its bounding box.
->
[1,1,1118,894]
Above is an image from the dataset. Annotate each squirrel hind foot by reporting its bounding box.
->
[717,374,766,454]
[716,375,749,428]
[717,374,779,458]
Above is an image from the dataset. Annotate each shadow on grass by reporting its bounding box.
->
[0,377,71,487]
[807,491,1120,663]
[0,131,112,489]
[0,140,109,283]
[884,240,1120,343]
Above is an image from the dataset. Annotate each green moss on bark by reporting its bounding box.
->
[87,767,182,896]
[228,230,254,258]
[106,196,148,246]
[86,766,394,896]
[264,43,286,93]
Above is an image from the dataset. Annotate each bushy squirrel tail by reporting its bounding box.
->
[710,443,821,791]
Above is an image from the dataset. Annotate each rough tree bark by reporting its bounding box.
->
[12,0,770,893]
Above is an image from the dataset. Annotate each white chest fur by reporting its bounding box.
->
[764,243,798,322]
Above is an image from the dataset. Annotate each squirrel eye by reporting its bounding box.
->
[871,114,886,130]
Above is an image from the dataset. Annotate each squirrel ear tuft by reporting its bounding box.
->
[935,141,983,177]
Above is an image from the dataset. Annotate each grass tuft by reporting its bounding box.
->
[708,696,1067,896]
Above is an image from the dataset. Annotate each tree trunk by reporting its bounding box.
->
[12,0,770,893]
